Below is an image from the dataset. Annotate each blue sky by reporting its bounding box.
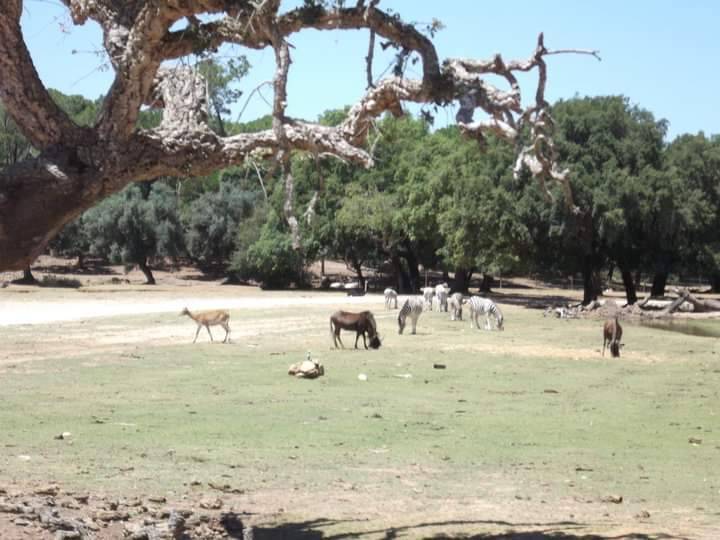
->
[20,1,720,140]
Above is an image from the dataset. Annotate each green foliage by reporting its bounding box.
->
[0,101,34,167]
[49,89,99,127]
[229,209,303,289]
[183,175,260,269]
[49,215,90,262]
[83,183,184,269]
[552,96,675,282]
[665,133,720,281]
[197,56,250,135]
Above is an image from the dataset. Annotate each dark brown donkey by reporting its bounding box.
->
[330,310,381,350]
[602,316,623,357]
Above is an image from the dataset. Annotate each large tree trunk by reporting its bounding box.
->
[138,259,156,285]
[479,273,493,293]
[711,273,720,294]
[0,155,102,271]
[651,254,673,297]
[651,272,668,298]
[15,266,38,285]
[619,265,637,305]
[402,245,420,293]
[391,254,411,294]
[672,288,720,312]
[453,266,472,293]
[351,259,364,289]
[582,256,601,305]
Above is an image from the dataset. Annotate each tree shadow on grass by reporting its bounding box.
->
[249,518,689,540]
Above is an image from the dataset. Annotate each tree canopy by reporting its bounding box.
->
[0,0,597,271]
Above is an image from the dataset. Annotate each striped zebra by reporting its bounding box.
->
[448,292,464,321]
[398,296,424,334]
[421,287,435,311]
[384,287,398,309]
[468,296,504,331]
[435,283,449,312]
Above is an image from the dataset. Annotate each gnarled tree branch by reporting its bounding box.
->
[0,1,596,270]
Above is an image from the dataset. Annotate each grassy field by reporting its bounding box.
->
[1,286,719,538]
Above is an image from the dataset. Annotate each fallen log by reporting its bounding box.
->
[671,288,720,312]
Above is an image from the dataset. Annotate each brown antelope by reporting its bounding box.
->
[180,307,231,344]
[330,310,381,349]
[602,316,623,357]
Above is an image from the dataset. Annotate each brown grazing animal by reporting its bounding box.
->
[602,316,623,357]
[330,310,381,349]
[180,307,231,344]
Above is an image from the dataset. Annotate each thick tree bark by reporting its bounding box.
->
[402,246,420,293]
[479,273,493,293]
[619,265,637,305]
[138,259,156,285]
[390,254,411,294]
[348,256,364,289]
[651,272,668,298]
[711,273,720,293]
[672,288,720,312]
[453,267,473,294]
[582,256,601,305]
[14,266,37,285]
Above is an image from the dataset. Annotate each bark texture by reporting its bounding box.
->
[0,2,597,270]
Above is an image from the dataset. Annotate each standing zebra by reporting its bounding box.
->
[384,287,398,309]
[468,296,504,331]
[435,283,449,312]
[421,287,435,311]
[449,292,464,321]
[398,296,424,335]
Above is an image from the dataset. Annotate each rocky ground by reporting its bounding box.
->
[0,484,254,539]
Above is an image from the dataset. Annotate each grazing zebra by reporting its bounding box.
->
[398,296,424,335]
[435,283,449,312]
[384,287,398,309]
[421,287,435,310]
[449,292,464,321]
[468,296,504,331]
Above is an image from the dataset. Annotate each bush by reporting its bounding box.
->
[230,211,303,289]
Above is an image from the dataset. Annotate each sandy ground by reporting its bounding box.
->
[0,292,380,327]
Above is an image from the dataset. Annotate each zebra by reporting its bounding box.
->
[435,283,449,312]
[384,287,398,309]
[449,292,464,321]
[421,287,435,311]
[398,296,424,335]
[468,296,504,331]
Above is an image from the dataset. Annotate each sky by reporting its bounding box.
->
[19,0,720,140]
